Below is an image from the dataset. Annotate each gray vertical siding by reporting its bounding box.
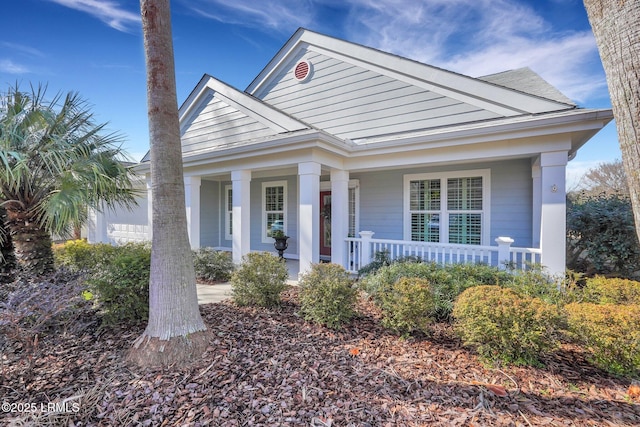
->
[200,179,220,247]
[490,159,533,247]
[352,170,404,240]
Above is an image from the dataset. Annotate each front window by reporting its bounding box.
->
[447,177,483,245]
[225,185,232,240]
[262,181,287,241]
[405,171,489,245]
[409,179,441,242]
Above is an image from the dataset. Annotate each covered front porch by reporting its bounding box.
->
[176,154,564,277]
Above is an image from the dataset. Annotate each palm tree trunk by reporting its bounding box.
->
[0,208,16,283]
[5,208,53,276]
[128,0,210,367]
[584,0,640,244]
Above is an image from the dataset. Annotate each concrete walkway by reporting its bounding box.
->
[197,259,300,304]
[197,283,233,304]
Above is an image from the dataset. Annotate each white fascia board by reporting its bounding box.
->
[180,129,348,169]
[345,137,573,172]
[180,75,308,134]
[351,108,613,150]
[248,29,574,116]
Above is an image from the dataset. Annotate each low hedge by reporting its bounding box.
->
[453,285,564,366]
[565,302,640,377]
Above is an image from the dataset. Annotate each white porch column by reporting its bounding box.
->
[298,161,321,276]
[231,170,251,265]
[539,151,567,276]
[146,176,153,241]
[184,176,201,249]
[330,169,349,268]
[531,158,542,248]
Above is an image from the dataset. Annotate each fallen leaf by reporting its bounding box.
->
[628,383,640,400]
[485,384,508,397]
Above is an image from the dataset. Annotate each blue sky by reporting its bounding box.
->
[1,0,619,187]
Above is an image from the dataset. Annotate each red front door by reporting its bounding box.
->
[320,191,331,257]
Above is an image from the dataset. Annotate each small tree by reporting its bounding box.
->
[0,84,137,276]
[567,192,640,278]
[576,159,629,197]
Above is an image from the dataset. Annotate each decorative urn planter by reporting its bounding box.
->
[272,231,289,259]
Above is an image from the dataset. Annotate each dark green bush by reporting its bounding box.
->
[378,277,436,336]
[453,285,564,366]
[231,252,288,308]
[500,265,567,305]
[193,247,234,282]
[88,243,150,325]
[565,302,640,377]
[298,263,357,329]
[358,250,422,277]
[360,261,512,321]
[567,193,640,278]
[581,276,640,305]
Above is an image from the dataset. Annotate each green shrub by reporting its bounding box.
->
[53,239,116,272]
[193,247,234,282]
[88,243,150,325]
[453,285,564,366]
[360,261,512,321]
[298,263,357,329]
[377,277,436,336]
[565,302,640,377]
[582,276,640,305]
[231,252,288,308]
[500,265,566,305]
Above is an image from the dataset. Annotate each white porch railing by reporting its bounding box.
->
[345,232,541,274]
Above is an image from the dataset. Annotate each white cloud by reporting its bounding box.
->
[187,0,315,31]
[181,0,608,105]
[47,0,140,32]
[1,42,46,58]
[344,0,606,105]
[0,59,29,74]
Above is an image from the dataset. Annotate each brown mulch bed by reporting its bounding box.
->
[2,288,639,426]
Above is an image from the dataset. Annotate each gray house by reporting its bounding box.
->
[89,28,613,277]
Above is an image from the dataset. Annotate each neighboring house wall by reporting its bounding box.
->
[95,193,149,244]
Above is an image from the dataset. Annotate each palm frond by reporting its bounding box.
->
[0,83,139,237]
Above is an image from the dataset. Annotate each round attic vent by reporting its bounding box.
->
[294,60,311,82]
